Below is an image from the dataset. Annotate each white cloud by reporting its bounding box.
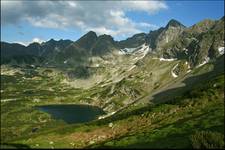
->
[32,38,44,44]
[121,1,168,14]
[1,1,168,39]
[15,38,45,46]
[15,41,29,46]
[137,22,159,30]
[67,1,77,8]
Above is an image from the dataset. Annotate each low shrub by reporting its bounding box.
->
[190,131,224,149]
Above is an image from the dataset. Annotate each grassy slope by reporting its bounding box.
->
[2,71,223,149]
[92,74,224,148]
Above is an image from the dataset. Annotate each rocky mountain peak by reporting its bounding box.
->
[27,42,41,47]
[98,34,114,41]
[75,31,98,51]
[91,34,117,56]
[46,39,57,44]
[85,31,98,38]
[166,19,185,28]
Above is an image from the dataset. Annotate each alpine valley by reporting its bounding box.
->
[1,17,224,149]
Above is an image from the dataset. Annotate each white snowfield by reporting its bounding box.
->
[119,44,150,63]
[134,44,150,59]
[133,44,149,53]
[171,64,179,78]
[218,47,224,55]
[119,44,150,56]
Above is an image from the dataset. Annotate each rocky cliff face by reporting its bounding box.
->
[75,31,98,53]
[91,34,118,56]
[153,19,186,51]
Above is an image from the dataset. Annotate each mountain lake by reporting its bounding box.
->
[36,104,106,124]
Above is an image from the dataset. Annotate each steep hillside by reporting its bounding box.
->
[2,59,223,149]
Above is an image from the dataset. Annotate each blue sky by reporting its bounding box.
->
[1,0,224,45]
[127,1,224,32]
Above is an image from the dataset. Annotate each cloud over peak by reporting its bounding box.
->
[15,37,45,46]
[1,1,167,38]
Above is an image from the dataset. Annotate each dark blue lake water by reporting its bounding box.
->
[36,104,105,124]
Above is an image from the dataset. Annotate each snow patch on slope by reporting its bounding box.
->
[128,65,136,71]
[118,50,126,55]
[187,70,191,73]
[186,61,191,69]
[133,57,139,61]
[119,47,137,55]
[159,58,177,61]
[134,44,150,59]
[64,60,68,64]
[171,64,179,78]
[1,98,18,102]
[151,57,177,61]
[185,61,192,73]
[197,57,210,68]
[218,47,224,55]
[183,48,188,54]
[119,44,150,57]
[98,111,116,119]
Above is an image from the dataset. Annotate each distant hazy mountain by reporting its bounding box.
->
[1,39,73,64]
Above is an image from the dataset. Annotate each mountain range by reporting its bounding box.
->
[1,16,224,69]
